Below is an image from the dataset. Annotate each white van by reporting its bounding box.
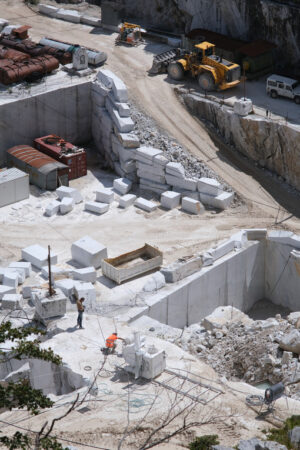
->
[266,74,300,104]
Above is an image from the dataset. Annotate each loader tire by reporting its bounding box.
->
[168,62,184,81]
[198,72,215,91]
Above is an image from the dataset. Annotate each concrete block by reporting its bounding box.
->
[136,161,165,176]
[34,288,67,320]
[165,162,185,178]
[80,15,102,27]
[107,93,130,117]
[161,191,181,209]
[3,271,20,288]
[244,229,268,241]
[137,170,166,185]
[60,197,74,215]
[234,98,253,116]
[95,188,114,204]
[45,200,60,217]
[119,194,137,208]
[197,177,222,195]
[0,286,16,300]
[56,186,82,204]
[5,268,25,284]
[153,154,169,167]
[9,262,31,278]
[109,107,134,133]
[114,162,126,178]
[92,81,110,98]
[111,135,136,162]
[120,159,136,174]
[54,279,75,298]
[139,181,170,195]
[182,197,204,215]
[135,147,163,164]
[113,178,132,195]
[39,4,58,16]
[114,129,140,148]
[97,69,128,102]
[134,198,157,212]
[165,174,197,191]
[22,285,35,299]
[71,236,107,269]
[22,245,57,269]
[72,267,97,284]
[2,294,23,310]
[55,8,81,23]
[74,281,96,310]
[200,191,234,209]
[84,201,109,215]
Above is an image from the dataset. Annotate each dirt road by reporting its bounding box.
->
[1,0,300,240]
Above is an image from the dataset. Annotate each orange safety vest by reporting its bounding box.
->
[106,334,118,348]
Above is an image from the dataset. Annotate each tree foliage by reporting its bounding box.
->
[0,321,64,449]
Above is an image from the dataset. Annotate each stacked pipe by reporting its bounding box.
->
[0,35,72,64]
[0,55,59,85]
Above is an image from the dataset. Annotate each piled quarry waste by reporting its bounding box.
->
[178,305,300,399]
[91,69,235,210]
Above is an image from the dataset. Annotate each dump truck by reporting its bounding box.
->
[115,22,145,46]
[150,41,241,91]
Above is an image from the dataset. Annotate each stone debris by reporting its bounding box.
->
[161,191,181,209]
[56,186,83,204]
[177,307,300,397]
[134,197,157,212]
[182,197,204,215]
[71,236,107,269]
[60,197,74,215]
[113,178,132,195]
[84,201,109,215]
[119,194,137,209]
[278,329,300,354]
[22,245,57,269]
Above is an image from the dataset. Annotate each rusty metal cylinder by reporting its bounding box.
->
[0,45,30,62]
[0,55,59,85]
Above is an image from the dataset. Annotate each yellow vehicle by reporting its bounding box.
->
[167,41,241,91]
[115,22,144,46]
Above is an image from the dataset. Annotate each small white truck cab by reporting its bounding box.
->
[266,74,300,104]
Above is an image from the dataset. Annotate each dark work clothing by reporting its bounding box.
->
[77,310,83,328]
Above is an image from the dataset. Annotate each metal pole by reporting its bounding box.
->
[48,245,53,297]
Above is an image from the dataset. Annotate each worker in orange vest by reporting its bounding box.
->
[105,332,124,354]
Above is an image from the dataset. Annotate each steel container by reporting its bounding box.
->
[6,145,69,190]
[0,55,59,85]
[34,135,87,180]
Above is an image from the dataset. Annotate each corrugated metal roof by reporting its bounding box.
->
[0,167,28,184]
[7,145,67,170]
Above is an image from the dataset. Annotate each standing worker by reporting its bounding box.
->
[105,332,124,354]
[76,297,85,329]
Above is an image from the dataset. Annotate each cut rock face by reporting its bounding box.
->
[202,306,254,331]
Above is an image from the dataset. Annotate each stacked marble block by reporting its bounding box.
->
[85,187,114,215]
[91,69,234,211]
[91,69,138,179]
[45,187,83,217]
[0,261,32,306]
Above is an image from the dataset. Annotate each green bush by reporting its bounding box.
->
[189,434,219,450]
[266,415,300,449]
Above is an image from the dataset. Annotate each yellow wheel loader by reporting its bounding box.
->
[150,41,241,91]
